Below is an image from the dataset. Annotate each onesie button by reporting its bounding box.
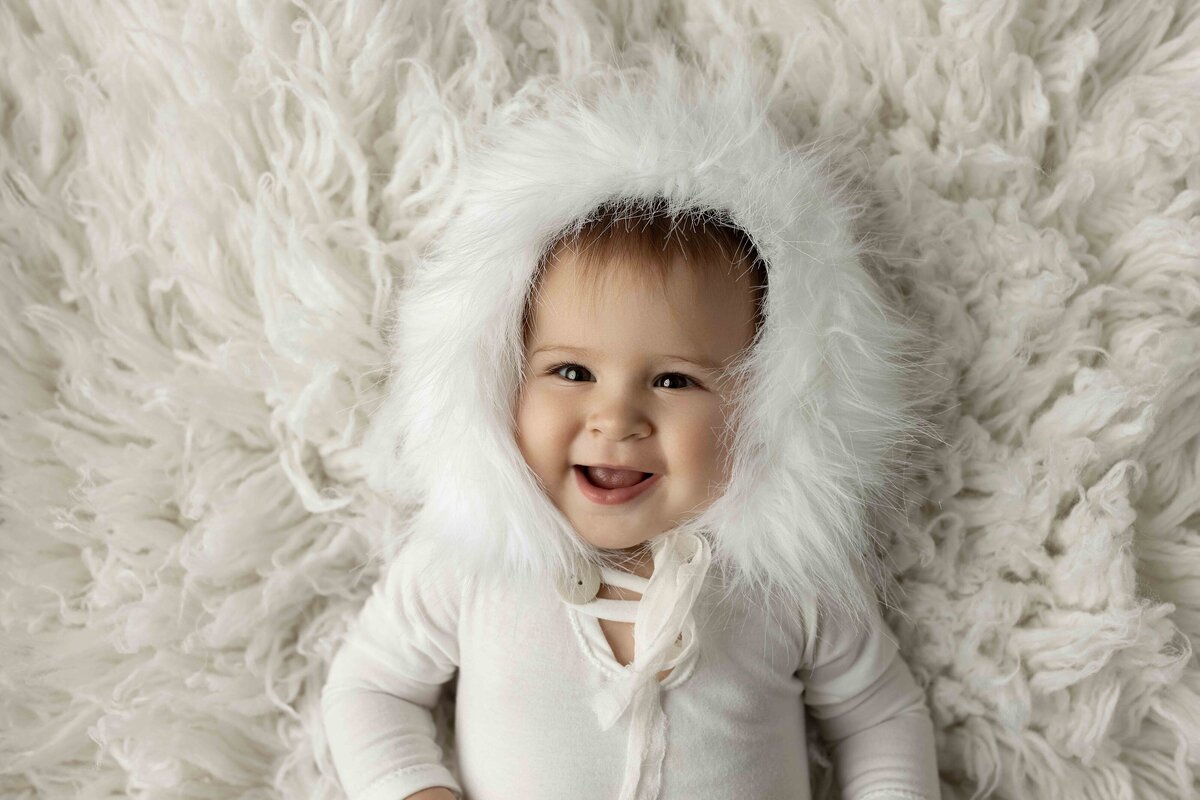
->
[556,558,600,604]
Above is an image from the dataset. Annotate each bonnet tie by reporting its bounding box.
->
[570,531,712,800]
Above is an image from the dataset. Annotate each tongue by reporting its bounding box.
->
[587,467,646,490]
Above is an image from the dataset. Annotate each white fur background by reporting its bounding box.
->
[2,1,1198,799]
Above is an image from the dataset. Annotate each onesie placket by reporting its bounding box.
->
[559,531,712,800]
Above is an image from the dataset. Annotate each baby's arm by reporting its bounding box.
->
[321,536,465,800]
[799,601,941,800]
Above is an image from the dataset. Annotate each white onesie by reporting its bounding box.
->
[321,534,942,800]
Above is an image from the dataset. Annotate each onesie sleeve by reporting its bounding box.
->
[798,601,942,800]
[321,536,465,800]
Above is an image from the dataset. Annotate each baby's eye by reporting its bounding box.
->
[548,364,696,389]
[655,373,695,390]
[552,363,593,382]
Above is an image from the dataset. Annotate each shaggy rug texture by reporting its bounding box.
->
[2,1,1198,798]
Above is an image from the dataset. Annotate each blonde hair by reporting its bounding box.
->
[522,197,768,345]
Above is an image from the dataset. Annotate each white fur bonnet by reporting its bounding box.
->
[363,46,928,633]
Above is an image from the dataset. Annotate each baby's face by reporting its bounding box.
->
[516,249,757,563]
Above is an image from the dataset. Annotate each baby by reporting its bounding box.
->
[323,57,942,800]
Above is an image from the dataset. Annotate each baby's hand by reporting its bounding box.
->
[405,788,458,800]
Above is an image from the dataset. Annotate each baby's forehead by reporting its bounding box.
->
[524,220,764,357]
[527,263,755,365]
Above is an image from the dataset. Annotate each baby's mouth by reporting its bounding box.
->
[575,465,654,490]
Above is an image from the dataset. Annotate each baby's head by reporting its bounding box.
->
[515,199,767,572]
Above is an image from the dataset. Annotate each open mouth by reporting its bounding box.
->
[573,465,661,506]
[577,466,654,488]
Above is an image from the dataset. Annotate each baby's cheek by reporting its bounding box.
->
[673,407,730,494]
[514,387,567,470]
[513,387,540,459]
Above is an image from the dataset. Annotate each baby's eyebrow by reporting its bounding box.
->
[531,344,724,372]
[661,354,724,372]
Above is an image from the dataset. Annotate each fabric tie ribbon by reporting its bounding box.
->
[572,530,712,800]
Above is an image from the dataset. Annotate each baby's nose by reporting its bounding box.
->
[588,400,651,440]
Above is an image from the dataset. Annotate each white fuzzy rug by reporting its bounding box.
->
[2,1,1199,798]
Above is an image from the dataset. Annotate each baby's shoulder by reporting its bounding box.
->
[798,596,899,675]
[378,533,475,608]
